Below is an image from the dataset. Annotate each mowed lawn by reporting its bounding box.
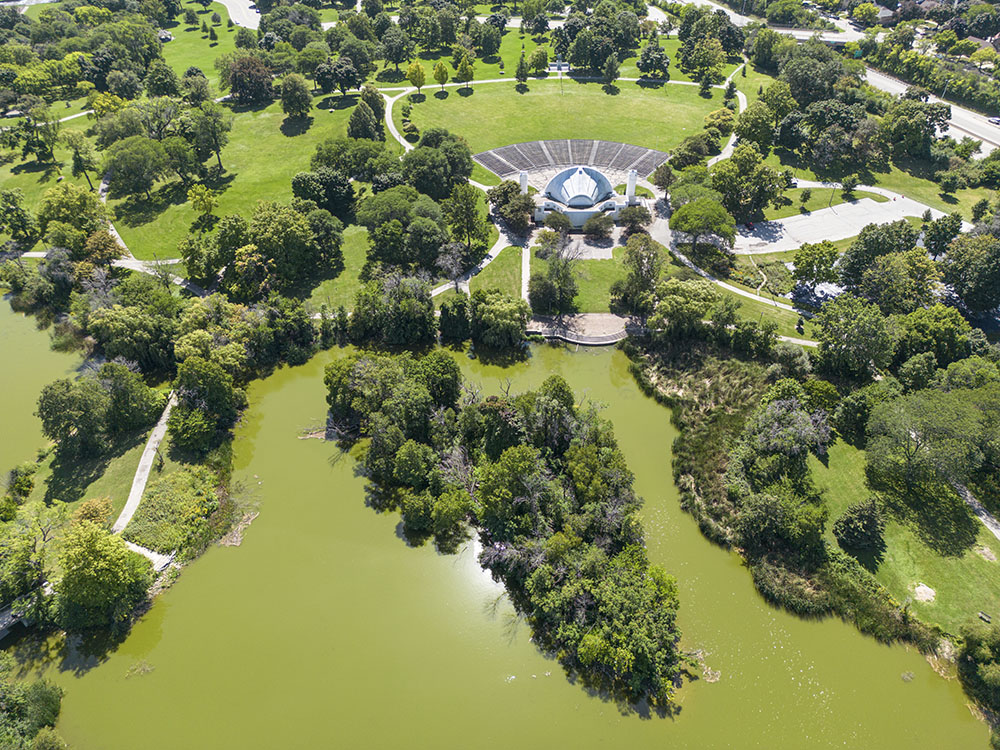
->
[399,79,724,155]
[811,439,1000,634]
[110,97,361,259]
[470,245,522,298]
[161,0,238,88]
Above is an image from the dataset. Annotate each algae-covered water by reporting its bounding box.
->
[0,304,79,472]
[1,326,987,747]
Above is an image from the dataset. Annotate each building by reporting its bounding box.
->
[530,165,640,229]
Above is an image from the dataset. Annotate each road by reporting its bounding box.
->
[865,68,1000,157]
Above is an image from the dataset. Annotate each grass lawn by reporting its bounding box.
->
[472,162,502,186]
[399,79,724,155]
[764,187,889,220]
[306,225,369,310]
[162,0,239,88]
[811,439,1000,635]
[735,64,779,105]
[110,96,358,259]
[470,245,521,298]
[433,286,464,308]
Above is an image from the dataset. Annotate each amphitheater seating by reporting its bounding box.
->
[474,139,670,179]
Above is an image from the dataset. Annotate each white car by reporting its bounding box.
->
[989,117,1000,126]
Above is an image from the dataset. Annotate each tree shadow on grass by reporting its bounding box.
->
[458,87,475,97]
[10,157,64,186]
[376,68,407,84]
[317,94,358,111]
[636,78,665,90]
[280,114,314,137]
[602,83,620,95]
[434,89,450,100]
[515,82,529,94]
[113,181,188,229]
[42,429,147,505]
[409,92,426,103]
[882,479,980,557]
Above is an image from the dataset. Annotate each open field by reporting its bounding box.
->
[812,440,1000,635]
[399,79,724,154]
[110,96,359,259]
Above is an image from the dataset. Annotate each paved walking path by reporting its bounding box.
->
[956,484,1000,544]
[111,393,178,571]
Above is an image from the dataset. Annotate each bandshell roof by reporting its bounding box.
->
[544,166,615,208]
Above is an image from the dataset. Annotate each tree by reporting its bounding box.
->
[36,183,106,242]
[406,61,425,92]
[647,277,719,341]
[381,25,414,71]
[56,520,152,629]
[433,61,449,91]
[291,167,354,221]
[839,219,918,289]
[470,288,530,349]
[331,56,361,96]
[480,23,502,57]
[603,53,620,85]
[610,232,663,318]
[851,2,879,26]
[651,162,674,192]
[893,303,973,368]
[168,356,246,454]
[792,240,839,288]
[669,196,735,250]
[710,143,783,221]
[687,36,724,83]
[62,131,98,191]
[866,390,983,495]
[529,47,548,74]
[515,51,529,85]
[36,378,109,456]
[187,184,218,220]
[98,362,164,435]
[941,234,1000,312]
[103,135,168,200]
[637,37,669,78]
[439,293,470,340]
[857,250,941,314]
[455,54,475,91]
[814,293,894,379]
[281,73,312,118]
[760,80,797,124]
[348,99,384,141]
[190,101,233,171]
[144,59,180,97]
[734,100,774,152]
[618,205,652,234]
[221,52,273,103]
[924,212,962,259]
[0,189,38,243]
[443,183,487,250]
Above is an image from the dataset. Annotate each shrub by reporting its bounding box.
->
[833,498,885,550]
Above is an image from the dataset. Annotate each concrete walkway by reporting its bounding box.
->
[111,393,179,572]
[956,484,1000,544]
